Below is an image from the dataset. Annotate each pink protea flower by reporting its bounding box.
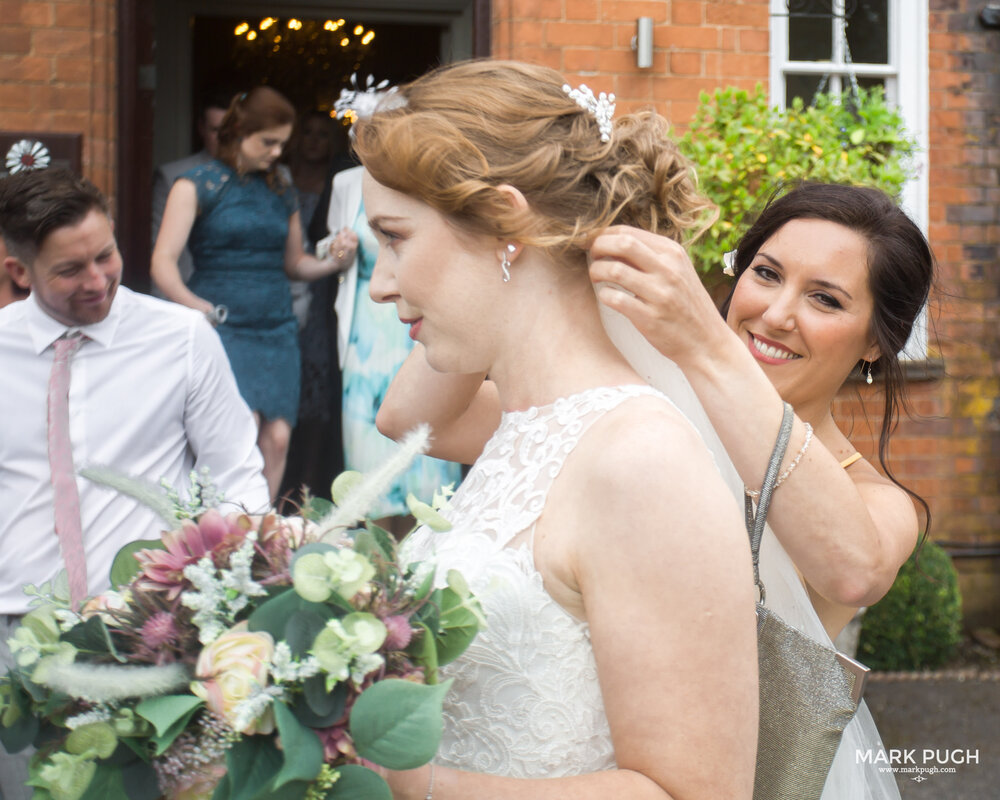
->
[383,615,414,650]
[141,611,180,649]
[135,510,251,599]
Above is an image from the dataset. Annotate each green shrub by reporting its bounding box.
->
[678,84,918,283]
[857,540,963,671]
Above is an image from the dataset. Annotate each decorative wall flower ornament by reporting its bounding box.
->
[5,139,51,173]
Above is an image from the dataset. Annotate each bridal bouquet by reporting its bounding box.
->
[0,428,480,800]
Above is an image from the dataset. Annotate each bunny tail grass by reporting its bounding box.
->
[34,661,190,702]
[79,465,180,526]
[317,424,430,539]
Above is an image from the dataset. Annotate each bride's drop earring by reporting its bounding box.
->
[500,244,515,283]
[865,361,873,385]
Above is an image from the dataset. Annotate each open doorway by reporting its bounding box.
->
[117,0,485,288]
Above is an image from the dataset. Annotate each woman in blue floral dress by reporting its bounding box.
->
[152,87,357,502]
[330,165,462,525]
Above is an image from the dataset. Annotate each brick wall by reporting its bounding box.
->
[0,0,117,195]
[492,0,769,125]
[919,0,1000,625]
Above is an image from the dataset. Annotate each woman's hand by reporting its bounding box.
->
[588,225,731,370]
[324,226,359,272]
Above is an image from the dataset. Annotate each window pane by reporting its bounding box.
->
[785,73,826,107]
[789,12,832,61]
[846,0,889,64]
[856,75,886,93]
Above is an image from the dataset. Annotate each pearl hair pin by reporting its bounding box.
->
[562,83,616,142]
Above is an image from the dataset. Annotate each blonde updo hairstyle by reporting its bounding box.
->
[352,60,714,265]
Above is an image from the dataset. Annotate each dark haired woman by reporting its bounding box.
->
[152,86,357,502]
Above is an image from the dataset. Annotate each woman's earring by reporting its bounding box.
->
[865,361,874,385]
[500,244,516,283]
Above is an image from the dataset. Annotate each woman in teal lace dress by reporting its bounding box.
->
[152,87,357,502]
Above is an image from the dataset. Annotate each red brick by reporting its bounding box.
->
[670,51,701,76]
[0,110,43,128]
[509,45,563,70]
[32,28,91,57]
[719,52,768,79]
[596,47,636,72]
[19,1,51,25]
[514,0,563,20]
[53,2,90,28]
[652,76,719,101]
[613,72,653,101]
[0,28,31,54]
[656,25,717,50]
[563,47,599,72]
[48,109,90,131]
[544,21,613,47]
[0,54,50,81]
[605,1,669,23]
[0,83,33,109]
[0,1,24,25]
[739,29,768,53]
[565,0,599,21]
[705,3,767,27]
[53,55,91,82]
[670,1,700,25]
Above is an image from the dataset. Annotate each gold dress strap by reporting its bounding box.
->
[839,452,863,469]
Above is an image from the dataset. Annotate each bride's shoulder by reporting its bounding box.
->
[569,391,721,491]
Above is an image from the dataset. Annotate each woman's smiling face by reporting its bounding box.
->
[726,218,880,418]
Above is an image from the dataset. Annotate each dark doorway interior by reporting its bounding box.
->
[191,15,446,129]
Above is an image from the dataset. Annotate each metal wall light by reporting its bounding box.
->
[633,17,654,69]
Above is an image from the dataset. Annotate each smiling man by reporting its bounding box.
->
[0,168,269,798]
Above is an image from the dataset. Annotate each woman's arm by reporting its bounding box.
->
[375,344,501,464]
[284,211,356,281]
[150,179,213,313]
[588,226,918,615]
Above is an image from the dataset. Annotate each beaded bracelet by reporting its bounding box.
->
[425,763,435,800]
[745,421,814,500]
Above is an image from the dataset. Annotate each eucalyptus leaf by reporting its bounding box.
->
[121,760,160,800]
[406,622,438,685]
[326,764,392,800]
[284,609,332,659]
[247,588,339,642]
[226,736,283,800]
[291,677,347,728]
[109,539,164,589]
[435,588,481,666]
[61,616,124,662]
[350,679,452,770]
[270,701,323,789]
[79,762,128,800]
[135,694,203,755]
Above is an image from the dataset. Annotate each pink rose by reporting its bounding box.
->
[190,622,275,735]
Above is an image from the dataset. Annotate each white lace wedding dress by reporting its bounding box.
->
[403,384,667,776]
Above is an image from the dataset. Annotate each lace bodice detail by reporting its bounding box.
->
[404,385,662,777]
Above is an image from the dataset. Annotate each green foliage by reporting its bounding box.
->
[857,540,963,671]
[678,84,918,280]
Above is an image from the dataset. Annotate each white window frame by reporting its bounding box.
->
[769,0,930,359]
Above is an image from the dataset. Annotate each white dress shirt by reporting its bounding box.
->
[0,287,270,613]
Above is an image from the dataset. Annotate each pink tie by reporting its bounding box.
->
[47,332,88,609]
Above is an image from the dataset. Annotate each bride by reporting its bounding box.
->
[353,60,758,798]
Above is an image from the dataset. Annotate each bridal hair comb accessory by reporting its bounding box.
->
[722,249,737,277]
[562,83,616,142]
[334,73,399,121]
[500,243,516,283]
